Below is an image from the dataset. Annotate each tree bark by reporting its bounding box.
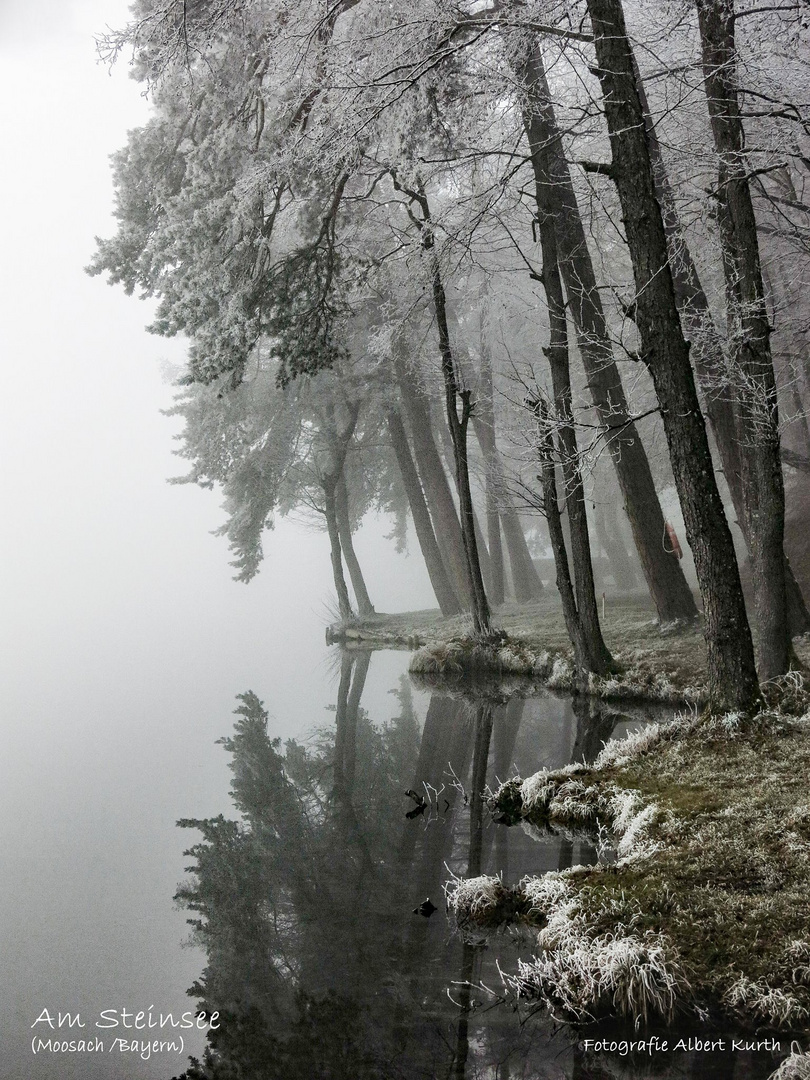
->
[394,178,492,636]
[396,354,472,607]
[632,40,810,640]
[471,344,544,601]
[323,480,354,622]
[595,502,639,592]
[335,473,375,617]
[695,0,792,679]
[585,0,759,711]
[516,38,698,625]
[535,399,597,675]
[474,333,506,605]
[385,406,462,615]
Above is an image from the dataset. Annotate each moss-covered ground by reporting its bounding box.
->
[474,701,810,1030]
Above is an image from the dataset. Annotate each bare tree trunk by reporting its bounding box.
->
[501,509,545,600]
[474,333,506,605]
[595,502,639,592]
[585,0,759,711]
[536,400,595,675]
[433,400,495,598]
[323,480,354,622]
[335,473,375,618]
[430,251,493,636]
[516,41,613,675]
[396,355,472,607]
[516,38,697,625]
[633,43,810,641]
[472,344,544,601]
[393,177,492,636]
[385,406,462,615]
[695,0,792,679]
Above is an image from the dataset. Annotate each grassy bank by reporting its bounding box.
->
[329,593,810,706]
[449,691,810,1030]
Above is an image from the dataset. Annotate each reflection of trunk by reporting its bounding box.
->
[385,407,462,616]
[323,481,353,621]
[569,696,620,766]
[695,0,791,678]
[333,653,355,803]
[595,502,638,591]
[635,49,810,642]
[335,474,374,618]
[586,0,758,711]
[343,650,370,793]
[450,943,475,1080]
[492,697,525,879]
[468,701,494,878]
[397,359,472,606]
[517,38,697,625]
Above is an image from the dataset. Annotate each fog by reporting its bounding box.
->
[0,3,434,1076]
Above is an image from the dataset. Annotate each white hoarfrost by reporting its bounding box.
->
[769,1045,810,1080]
[447,875,507,925]
[506,874,685,1025]
[725,975,810,1028]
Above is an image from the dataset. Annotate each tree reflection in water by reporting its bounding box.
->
[171,656,774,1080]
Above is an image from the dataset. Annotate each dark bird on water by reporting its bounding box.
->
[413,897,437,918]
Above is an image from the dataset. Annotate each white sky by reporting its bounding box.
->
[0,4,433,1075]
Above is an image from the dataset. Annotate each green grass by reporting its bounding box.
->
[469,700,810,1029]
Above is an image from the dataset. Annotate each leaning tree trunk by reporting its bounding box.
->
[430,256,492,637]
[633,43,809,642]
[695,0,791,680]
[396,354,472,606]
[433,399,495,598]
[472,339,544,601]
[395,178,492,636]
[595,502,639,592]
[474,332,506,605]
[518,44,613,675]
[335,473,375,618]
[323,479,354,622]
[516,38,697,626]
[585,0,759,711]
[535,400,595,675]
[385,406,462,616]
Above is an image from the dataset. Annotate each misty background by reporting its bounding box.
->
[0,2,433,1075]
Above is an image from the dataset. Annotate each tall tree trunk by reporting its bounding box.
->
[634,44,810,641]
[474,330,506,605]
[535,400,600,676]
[433,399,495,598]
[585,0,759,711]
[385,406,462,616]
[516,38,697,625]
[396,354,472,607]
[323,479,354,622]
[501,509,545,600]
[393,177,492,636]
[695,0,792,679]
[335,473,375,618]
[472,342,544,601]
[595,502,639,591]
[517,42,613,675]
[430,254,493,636]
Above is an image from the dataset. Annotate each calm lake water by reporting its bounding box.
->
[1,644,788,1080]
